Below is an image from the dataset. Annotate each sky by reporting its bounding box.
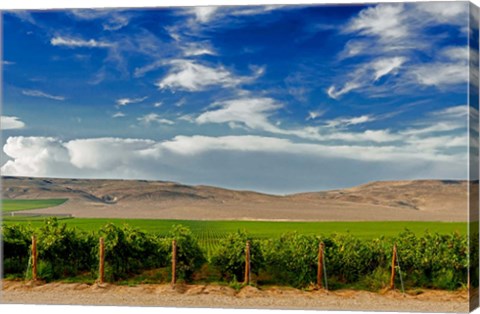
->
[0,2,477,194]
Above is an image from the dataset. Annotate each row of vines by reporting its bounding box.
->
[2,219,478,290]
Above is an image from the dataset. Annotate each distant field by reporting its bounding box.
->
[1,198,468,256]
[1,199,68,213]
[2,217,467,239]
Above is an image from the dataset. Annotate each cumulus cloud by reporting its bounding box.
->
[51,36,112,48]
[116,96,148,106]
[22,89,65,101]
[1,134,466,193]
[137,113,175,125]
[156,59,264,92]
[1,116,26,130]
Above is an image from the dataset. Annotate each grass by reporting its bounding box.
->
[1,198,468,254]
[2,217,467,239]
[2,199,68,213]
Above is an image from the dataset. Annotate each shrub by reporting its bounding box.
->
[263,233,320,288]
[36,218,96,281]
[2,224,33,276]
[99,223,168,280]
[165,225,206,282]
[211,230,264,282]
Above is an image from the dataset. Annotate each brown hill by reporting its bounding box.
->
[1,176,470,222]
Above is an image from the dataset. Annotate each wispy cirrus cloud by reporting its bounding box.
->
[22,89,65,101]
[51,36,112,48]
[329,2,469,99]
[327,56,406,99]
[116,96,148,106]
[70,9,131,31]
[112,112,126,118]
[1,116,26,130]
[156,59,265,92]
[137,113,174,126]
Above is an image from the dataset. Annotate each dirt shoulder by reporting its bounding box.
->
[0,280,471,312]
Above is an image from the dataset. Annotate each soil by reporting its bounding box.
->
[0,280,473,312]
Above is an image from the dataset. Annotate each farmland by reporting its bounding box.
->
[2,199,67,213]
[1,198,468,256]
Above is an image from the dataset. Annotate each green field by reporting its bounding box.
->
[2,199,68,213]
[1,198,468,255]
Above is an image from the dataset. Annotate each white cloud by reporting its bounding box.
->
[371,57,406,81]
[196,97,281,131]
[325,115,375,128]
[189,6,218,23]
[112,112,126,118]
[2,60,15,65]
[328,56,406,99]
[51,36,112,48]
[327,82,360,99]
[70,9,131,31]
[195,97,399,143]
[134,61,164,78]
[116,96,148,106]
[306,110,325,121]
[332,3,469,96]
[153,102,163,108]
[411,63,467,87]
[1,116,25,130]
[414,2,467,25]
[156,59,264,92]
[1,135,466,193]
[185,5,284,24]
[22,89,65,101]
[182,43,216,57]
[346,4,408,41]
[137,113,175,125]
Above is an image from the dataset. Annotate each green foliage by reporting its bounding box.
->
[263,233,320,287]
[1,220,470,291]
[211,230,264,282]
[1,224,33,275]
[36,218,96,281]
[326,234,387,284]
[99,223,168,281]
[165,225,206,282]
[394,229,468,289]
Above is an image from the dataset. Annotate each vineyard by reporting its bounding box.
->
[2,218,477,291]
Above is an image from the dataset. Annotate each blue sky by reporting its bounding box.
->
[1,3,476,194]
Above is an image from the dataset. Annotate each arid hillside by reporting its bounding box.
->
[1,176,470,221]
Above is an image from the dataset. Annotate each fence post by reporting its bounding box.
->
[244,240,251,285]
[99,237,105,284]
[317,242,325,289]
[390,243,397,290]
[171,239,177,286]
[31,235,37,281]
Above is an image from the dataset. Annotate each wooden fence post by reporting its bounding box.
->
[244,240,251,285]
[317,242,325,289]
[390,243,397,290]
[99,237,105,284]
[171,239,177,286]
[31,235,37,281]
